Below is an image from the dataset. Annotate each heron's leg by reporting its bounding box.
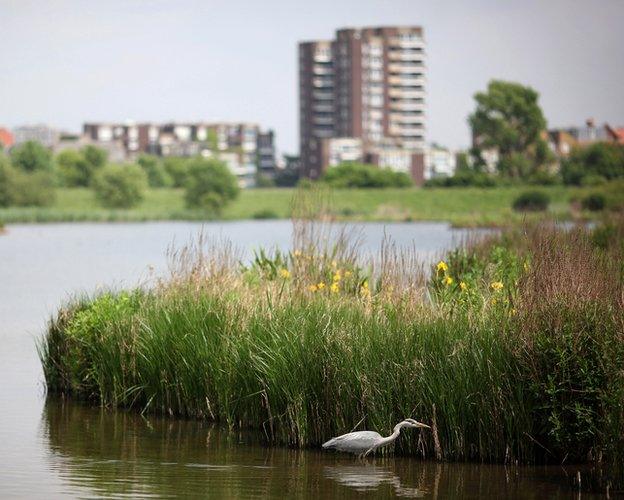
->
[363,447,374,458]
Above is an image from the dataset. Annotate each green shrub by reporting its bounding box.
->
[527,170,560,186]
[163,157,190,187]
[512,190,550,212]
[561,143,624,185]
[323,162,412,188]
[424,171,498,188]
[55,146,107,187]
[255,172,275,188]
[10,141,53,173]
[92,164,147,208]
[582,193,606,212]
[252,208,279,219]
[137,155,172,188]
[184,158,240,213]
[580,174,608,187]
[0,156,56,207]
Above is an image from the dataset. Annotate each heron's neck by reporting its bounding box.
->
[378,426,403,447]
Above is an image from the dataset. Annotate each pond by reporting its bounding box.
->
[0,221,595,498]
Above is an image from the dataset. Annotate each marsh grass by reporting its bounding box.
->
[39,205,624,490]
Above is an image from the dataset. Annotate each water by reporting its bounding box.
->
[0,221,594,498]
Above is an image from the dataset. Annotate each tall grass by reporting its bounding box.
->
[39,208,624,489]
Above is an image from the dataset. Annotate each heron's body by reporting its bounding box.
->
[322,419,430,458]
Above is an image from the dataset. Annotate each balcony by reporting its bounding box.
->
[388,75,425,86]
[388,63,425,74]
[388,88,425,99]
[390,113,425,124]
[313,103,334,113]
[388,38,425,49]
[388,51,425,62]
[390,101,425,111]
[313,115,335,126]
[313,65,334,76]
[313,78,334,88]
[313,91,334,101]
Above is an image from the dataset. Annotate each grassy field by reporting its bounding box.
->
[0,185,597,227]
[40,217,624,492]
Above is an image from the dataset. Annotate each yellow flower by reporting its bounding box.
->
[443,276,454,286]
[459,281,468,291]
[510,308,517,316]
[317,281,326,290]
[308,284,318,292]
[436,261,448,273]
[332,271,342,282]
[362,280,369,289]
[491,298,497,305]
[490,281,504,291]
[344,270,352,278]
[523,261,529,271]
[278,268,291,279]
[330,282,339,293]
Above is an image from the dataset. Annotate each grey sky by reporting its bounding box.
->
[1,0,623,154]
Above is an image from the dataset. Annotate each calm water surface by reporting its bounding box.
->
[0,221,594,498]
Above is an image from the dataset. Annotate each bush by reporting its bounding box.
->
[252,208,279,219]
[581,193,606,212]
[512,191,550,212]
[55,146,107,187]
[561,143,624,185]
[137,155,172,188]
[424,171,498,188]
[323,162,412,188]
[527,170,560,186]
[580,174,607,187]
[10,141,53,173]
[163,157,190,187]
[92,164,147,208]
[255,172,275,188]
[0,155,56,207]
[184,158,240,213]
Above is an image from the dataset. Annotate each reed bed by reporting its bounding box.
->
[39,204,624,488]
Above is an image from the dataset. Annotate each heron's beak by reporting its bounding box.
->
[407,418,431,429]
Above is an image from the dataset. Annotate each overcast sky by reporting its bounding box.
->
[1,0,623,154]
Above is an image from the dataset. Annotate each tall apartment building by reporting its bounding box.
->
[299,26,426,181]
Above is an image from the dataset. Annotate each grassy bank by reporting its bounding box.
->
[0,185,599,227]
[40,212,624,491]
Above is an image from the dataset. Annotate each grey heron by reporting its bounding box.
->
[322,418,430,458]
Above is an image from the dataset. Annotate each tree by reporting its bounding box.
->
[163,157,190,187]
[0,154,56,207]
[10,141,53,173]
[561,143,624,185]
[92,164,147,208]
[82,145,108,171]
[137,154,172,187]
[184,158,240,213]
[469,80,549,179]
[56,150,89,187]
[55,145,107,186]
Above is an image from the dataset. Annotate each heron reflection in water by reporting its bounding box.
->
[324,464,425,498]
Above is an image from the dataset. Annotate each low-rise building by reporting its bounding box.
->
[13,124,59,148]
[0,128,15,149]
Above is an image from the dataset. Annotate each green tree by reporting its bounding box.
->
[163,157,190,187]
[137,154,172,187]
[10,141,53,172]
[0,153,56,207]
[561,143,624,185]
[92,164,147,208]
[82,145,108,171]
[184,158,240,213]
[469,80,549,179]
[56,150,89,187]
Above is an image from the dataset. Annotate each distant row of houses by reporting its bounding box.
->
[0,122,276,188]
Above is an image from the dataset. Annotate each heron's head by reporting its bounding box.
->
[404,418,431,429]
